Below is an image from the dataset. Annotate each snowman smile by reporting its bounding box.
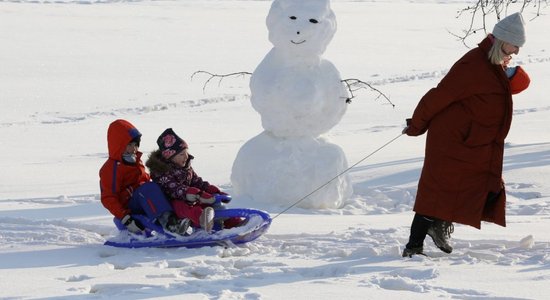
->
[291,39,306,45]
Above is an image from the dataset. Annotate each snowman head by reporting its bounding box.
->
[266,0,336,57]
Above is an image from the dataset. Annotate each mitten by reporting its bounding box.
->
[186,187,215,205]
[198,191,216,205]
[185,187,201,203]
[509,66,530,94]
[121,215,145,234]
[206,185,230,203]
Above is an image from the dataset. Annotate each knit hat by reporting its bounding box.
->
[492,12,526,47]
[156,128,188,160]
[130,136,141,147]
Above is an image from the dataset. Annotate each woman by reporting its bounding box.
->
[402,13,531,257]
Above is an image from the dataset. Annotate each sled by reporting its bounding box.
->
[104,208,271,249]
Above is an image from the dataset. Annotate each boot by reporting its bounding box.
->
[427,219,454,253]
[200,207,215,233]
[403,213,433,257]
[159,212,192,236]
[402,246,424,257]
[167,217,193,236]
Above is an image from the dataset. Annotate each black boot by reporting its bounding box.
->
[403,213,433,257]
[158,212,192,236]
[427,219,454,254]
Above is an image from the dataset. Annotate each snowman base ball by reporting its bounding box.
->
[231,131,353,209]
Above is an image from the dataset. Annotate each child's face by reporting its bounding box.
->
[124,141,139,155]
[171,149,189,167]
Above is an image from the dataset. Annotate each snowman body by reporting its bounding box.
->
[251,49,347,137]
[231,0,352,209]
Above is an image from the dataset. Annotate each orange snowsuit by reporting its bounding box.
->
[99,119,149,219]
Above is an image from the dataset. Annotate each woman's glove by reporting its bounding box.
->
[402,118,412,135]
[402,118,426,136]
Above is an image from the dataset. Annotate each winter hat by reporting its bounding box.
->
[492,12,526,47]
[156,128,188,160]
[130,136,141,147]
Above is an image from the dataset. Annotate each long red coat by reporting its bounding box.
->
[99,120,150,219]
[407,37,515,229]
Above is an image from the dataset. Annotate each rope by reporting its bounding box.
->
[271,132,404,220]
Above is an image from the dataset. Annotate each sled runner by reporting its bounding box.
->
[104,208,271,248]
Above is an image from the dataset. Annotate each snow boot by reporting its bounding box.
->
[159,212,193,236]
[200,207,215,233]
[427,219,454,254]
[402,246,425,258]
[403,213,433,257]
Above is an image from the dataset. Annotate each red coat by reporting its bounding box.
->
[99,120,150,219]
[407,37,518,229]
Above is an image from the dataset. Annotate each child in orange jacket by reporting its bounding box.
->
[99,119,191,236]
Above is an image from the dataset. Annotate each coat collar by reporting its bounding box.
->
[478,35,494,55]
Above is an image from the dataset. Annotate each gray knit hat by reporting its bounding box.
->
[492,12,526,47]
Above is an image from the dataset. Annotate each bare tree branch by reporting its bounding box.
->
[191,71,252,93]
[452,0,548,46]
[341,78,395,108]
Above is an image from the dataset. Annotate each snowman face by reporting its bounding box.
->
[266,0,336,57]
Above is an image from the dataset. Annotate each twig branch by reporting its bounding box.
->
[341,78,395,108]
[191,71,252,93]
[192,70,394,107]
[451,0,547,46]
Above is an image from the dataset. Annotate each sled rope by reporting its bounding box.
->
[272,132,404,220]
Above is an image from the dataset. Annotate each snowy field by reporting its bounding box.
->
[1,0,549,299]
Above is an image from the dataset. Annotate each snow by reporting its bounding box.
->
[1,0,549,299]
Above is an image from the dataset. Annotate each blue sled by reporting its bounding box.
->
[104,208,271,249]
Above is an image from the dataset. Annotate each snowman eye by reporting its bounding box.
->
[289,16,297,20]
[309,19,318,24]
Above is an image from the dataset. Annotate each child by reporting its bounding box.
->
[99,119,191,236]
[146,128,234,233]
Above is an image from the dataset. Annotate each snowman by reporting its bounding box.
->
[231,0,352,209]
